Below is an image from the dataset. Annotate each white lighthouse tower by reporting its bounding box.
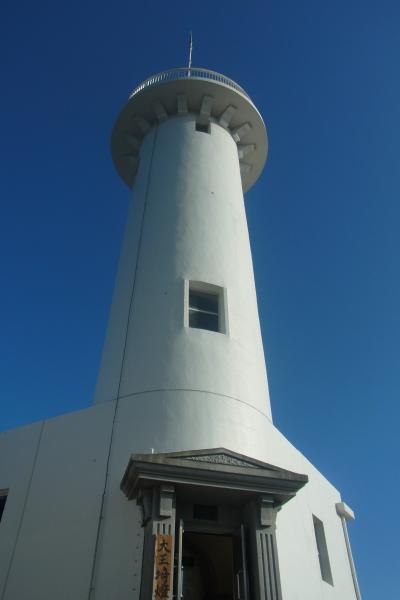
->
[94,65,293,599]
[94,67,272,422]
[0,66,361,600]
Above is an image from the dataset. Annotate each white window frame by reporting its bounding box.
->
[184,280,228,335]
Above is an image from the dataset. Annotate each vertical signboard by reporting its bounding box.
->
[153,534,173,600]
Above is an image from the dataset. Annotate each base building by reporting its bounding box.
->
[0,67,361,600]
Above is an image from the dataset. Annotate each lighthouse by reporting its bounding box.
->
[94,67,272,421]
[0,67,361,600]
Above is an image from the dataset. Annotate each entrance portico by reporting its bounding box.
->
[121,449,308,600]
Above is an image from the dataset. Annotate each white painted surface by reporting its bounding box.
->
[95,115,272,420]
[0,422,43,597]
[0,402,358,599]
[0,404,113,600]
[111,71,268,191]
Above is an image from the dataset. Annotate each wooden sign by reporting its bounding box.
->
[153,534,173,600]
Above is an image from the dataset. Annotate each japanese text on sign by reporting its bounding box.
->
[153,534,173,600]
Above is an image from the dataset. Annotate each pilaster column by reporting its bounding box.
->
[245,496,282,600]
[137,485,176,600]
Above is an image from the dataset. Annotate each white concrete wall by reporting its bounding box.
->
[94,393,357,600]
[0,422,43,596]
[94,115,272,420]
[0,403,357,600]
[0,403,114,600]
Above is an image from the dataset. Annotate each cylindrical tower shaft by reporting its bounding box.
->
[94,68,272,423]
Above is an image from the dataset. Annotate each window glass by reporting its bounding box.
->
[189,289,219,332]
[189,290,218,314]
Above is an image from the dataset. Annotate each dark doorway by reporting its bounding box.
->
[181,532,234,600]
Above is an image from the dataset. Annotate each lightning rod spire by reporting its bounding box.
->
[188,31,193,70]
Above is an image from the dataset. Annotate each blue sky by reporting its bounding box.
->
[1,1,399,597]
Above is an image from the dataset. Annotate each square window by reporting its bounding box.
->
[187,282,226,334]
[195,122,210,134]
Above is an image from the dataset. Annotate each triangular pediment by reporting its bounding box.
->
[121,447,308,505]
[158,448,281,471]
[182,453,258,468]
